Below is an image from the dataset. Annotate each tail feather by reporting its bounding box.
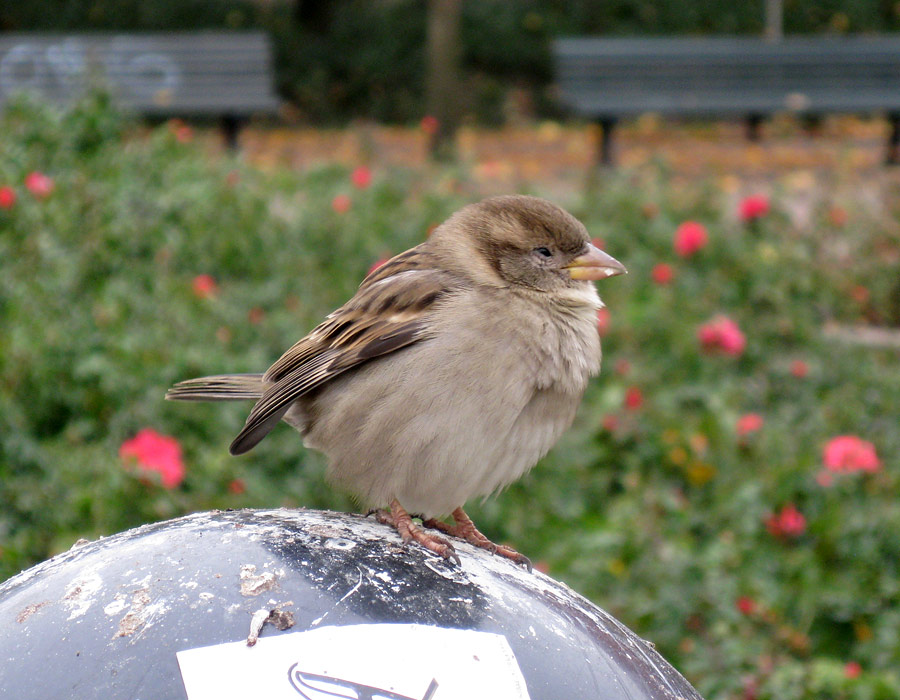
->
[165,374,264,402]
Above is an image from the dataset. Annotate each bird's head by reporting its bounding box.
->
[431,195,626,295]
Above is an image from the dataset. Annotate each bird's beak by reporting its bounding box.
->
[566,244,627,281]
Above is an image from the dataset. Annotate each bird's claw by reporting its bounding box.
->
[424,508,532,571]
[376,500,461,565]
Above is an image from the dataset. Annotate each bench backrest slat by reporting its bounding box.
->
[0,32,279,115]
[554,37,900,116]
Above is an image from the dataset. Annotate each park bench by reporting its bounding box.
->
[553,36,900,165]
[0,31,279,146]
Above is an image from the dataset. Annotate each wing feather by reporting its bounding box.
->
[230,247,455,454]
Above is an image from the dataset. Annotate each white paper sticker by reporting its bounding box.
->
[177,623,531,700]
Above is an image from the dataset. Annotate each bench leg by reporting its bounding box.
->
[887,113,900,166]
[220,115,245,150]
[745,114,763,142]
[595,117,617,167]
[802,114,822,136]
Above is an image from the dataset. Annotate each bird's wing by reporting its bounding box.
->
[229,246,454,454]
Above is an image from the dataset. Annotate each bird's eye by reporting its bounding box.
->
[534,247,553,258]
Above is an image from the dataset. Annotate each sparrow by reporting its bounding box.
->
[166,195,626,568]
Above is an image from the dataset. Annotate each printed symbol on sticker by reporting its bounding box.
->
[288,664,438,700]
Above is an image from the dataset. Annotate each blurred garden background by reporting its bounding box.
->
[2,2,900,699]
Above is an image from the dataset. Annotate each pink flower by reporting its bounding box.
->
[815,470,834,488]
[120,428,185,489]
[736,413,764,437]
[601,414,619,432]
[192,274,218,299]
[823,436,881,473]
[739,194,770,221]
[368,256,390,275]
[624,386,643,410]
[331,194,352,214]
[614,358,631,375]
[765,503,806,538]
[844,662,862,679]
[697,316,746,356]
[651,263,674,285]
[0,185,15,209]
[351,166,372,189]
[742,677,759,700]
[596,307,611,336]
[736,596,756,615]
[673,221,708,257]
[420,115,439,135]
[790,360,809,378]
[24,171,54,198]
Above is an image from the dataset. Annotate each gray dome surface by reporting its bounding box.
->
[0,509,702,700]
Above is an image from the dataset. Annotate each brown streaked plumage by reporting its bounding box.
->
[166,195,626,567]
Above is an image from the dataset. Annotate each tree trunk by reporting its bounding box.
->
[426,0,463,159]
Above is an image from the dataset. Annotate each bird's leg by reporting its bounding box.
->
[375,499,460,565]
[424,507,532,571]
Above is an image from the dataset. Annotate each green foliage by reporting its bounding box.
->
[1,96,899,699]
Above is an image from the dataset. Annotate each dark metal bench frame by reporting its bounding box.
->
[553,36,900,165]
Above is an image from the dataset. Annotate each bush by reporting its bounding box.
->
[1,96,898,699]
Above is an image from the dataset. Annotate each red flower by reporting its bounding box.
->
[331,194,352,214]
[168,119,193,143]
[0,185,15,209]
[24,171,54,198]
[614,358,631,375]
[697,316,746,356]
[596,307,611,336]
[624,386,643,410]
[601,414,619,432]
[351,166,372,189]
[736,596,756,615]
[738,194,770,222]
[673,221,708,257]
[823,436,881,473]
[828,206,848,227]
[248,306,265,325]
[532,560,550,574]
[192,274,218,299]
[120,428,185,489]
[228,478,246,495]
[420,115,439,135]
[368,256,391,275]
[844,661,862,679]
[850,285,869,304]
[765,503,806,538]
[641,202,659,219]
[651,263,674,285]
[736,413,764,437]
[790,360,809,378]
